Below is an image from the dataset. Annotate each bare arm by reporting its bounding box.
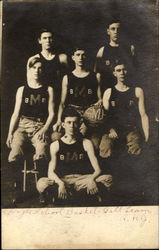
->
[48,141,67,199]
[83,139,101,194]
[6,87,24,148]
[136,87,149,142]
[53,75,68,131]
[96,73,102,101]
[83,139,101,180]
[43,86,54,131]
[103,88,118,138]
[94,46,104,73]
[103,88,111,111]
[36,86,54,140]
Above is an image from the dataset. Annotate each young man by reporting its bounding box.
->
[27,28,68,116]
[53,47,103,148]
[37,108,112,205]
[6,57,54,204]
[99,61,149,159]
[95,19,136,94]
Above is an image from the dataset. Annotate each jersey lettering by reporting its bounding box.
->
[30,94,41,105]
[60,154,64,160]
[42,98,46,103]
[59,152,84,162]
[88,89,92,95]
[25,98,29,103]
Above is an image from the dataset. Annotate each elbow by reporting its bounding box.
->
[11,112,19,121]
[141,113,149,121]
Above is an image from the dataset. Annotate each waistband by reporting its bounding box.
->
[21,116,44,122]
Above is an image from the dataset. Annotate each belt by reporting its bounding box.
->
[21,116,44,122]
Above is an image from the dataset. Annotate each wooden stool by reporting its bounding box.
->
[22,159,39,192]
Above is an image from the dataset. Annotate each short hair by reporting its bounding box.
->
[107,18,121,29]
[71,46,87,56]
[28,57,43,68]
[111,59,128,71]
[61,108,81,122]
[37,28,53,39]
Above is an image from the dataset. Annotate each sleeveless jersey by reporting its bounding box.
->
[65,72,98,108]
[100,44,134,92]
[102,43,133,70]
[39,53,61,86]
[109,87,139,129]
[55,139,93,177]
[20,85,49,120]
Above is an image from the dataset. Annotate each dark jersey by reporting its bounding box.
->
[39,53,61,86]
[102,44,133,71]
[98,44,135,93]
[55,139,93,177]
[65,72,98,108]
[108,87,139,131]
[20,85,49,120]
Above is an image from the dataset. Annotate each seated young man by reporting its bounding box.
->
[37,108,112,205]
[100,61,149,158]
[6,57,54,204]
[52,46,104,149]
[99,61,149,204]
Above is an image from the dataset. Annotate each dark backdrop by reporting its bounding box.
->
[1,0,158,194]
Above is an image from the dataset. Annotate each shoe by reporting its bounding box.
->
[39,193,46,204]
[12,191,24,205]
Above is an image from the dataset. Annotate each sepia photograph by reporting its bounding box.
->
[1,0,159,248]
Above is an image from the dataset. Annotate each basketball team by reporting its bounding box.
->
[6,19,150,206]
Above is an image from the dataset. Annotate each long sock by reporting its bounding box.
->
[9,161,24,201]
[35,159,48,179]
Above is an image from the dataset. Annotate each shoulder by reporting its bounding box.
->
[103,88,112,99]
[50,140,59,153]
[62,74,68,84]
[58,53,68,64]
[96,46,105,58]
[83,138,93,151]
[27,54,40,64]
[135,87,144,98]
[17,86,25,95]
[47,86,54,93]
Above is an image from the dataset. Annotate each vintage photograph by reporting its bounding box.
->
[1,0,158,210]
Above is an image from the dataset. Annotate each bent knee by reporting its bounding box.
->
[8,149,24,162]
[36,177,52,193]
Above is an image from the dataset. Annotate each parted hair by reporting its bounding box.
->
[61,108,81,122]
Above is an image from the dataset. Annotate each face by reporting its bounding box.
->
[29,62,42,80]
[113,64,127,82]
[38,32,53,50]
[62,116,80,136]
[107,23,120,42]
[72,50,86,66]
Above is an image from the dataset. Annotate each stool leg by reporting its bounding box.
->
[34,161,38,184]
[23,160,27,192]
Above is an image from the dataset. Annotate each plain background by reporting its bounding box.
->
[1,0,158,206]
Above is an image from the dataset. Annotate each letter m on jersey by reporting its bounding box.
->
[30,94,41,105]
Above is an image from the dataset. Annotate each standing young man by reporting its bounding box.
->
[95,19,136,94]
[37,108,112,205]
[53,47,103,148]
[27,28,68,116]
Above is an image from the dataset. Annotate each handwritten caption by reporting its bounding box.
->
[3,206,152,227]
